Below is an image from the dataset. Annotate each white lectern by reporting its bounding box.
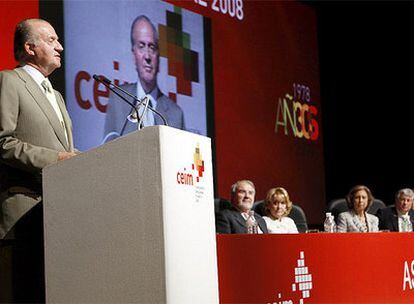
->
[43,126,219,303]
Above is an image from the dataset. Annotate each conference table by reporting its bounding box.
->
[216,232,414,304]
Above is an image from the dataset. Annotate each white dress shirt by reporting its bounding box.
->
[398,211,413,232]
[22,65,68,143]
[136,80,157,127]
[241,211,263,234]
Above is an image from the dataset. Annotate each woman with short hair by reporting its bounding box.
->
[337,185,379,232]
[262,187,298,234]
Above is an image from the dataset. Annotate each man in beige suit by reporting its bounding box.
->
[0,18,76,302]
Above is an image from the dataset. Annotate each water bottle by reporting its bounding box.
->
[324,212,336,232]
[246,210,259,234]
[329,214,337,232]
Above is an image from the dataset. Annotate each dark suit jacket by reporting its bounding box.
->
[215,207,268,234]
[0,67,74,238]
[103,83,185,143]
[377,207,414,232]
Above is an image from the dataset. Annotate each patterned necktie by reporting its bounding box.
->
[402,216,411,232]
[41,78,52,94]
[41,79,68,145]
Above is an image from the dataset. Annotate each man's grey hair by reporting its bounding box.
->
[230,180,255,195]
[395,188,414,201]
[130,15,159,48]
[14,18,43,63]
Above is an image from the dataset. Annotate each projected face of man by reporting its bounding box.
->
[131,19,159,93]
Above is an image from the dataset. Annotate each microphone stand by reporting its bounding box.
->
[137,96,150,130]
[93,75,169,128]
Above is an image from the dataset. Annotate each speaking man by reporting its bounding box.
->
[103,15,185,142]
[0,18,76,302]
[378,188,414,232]
[215,180,268,234]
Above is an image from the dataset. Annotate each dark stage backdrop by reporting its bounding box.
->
[0,0,325,225]
[316,2,414,207]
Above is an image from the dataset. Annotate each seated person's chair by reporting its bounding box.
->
[327,198,386,223]
[326,199,348,222]
[368,199,387,214]
[252,200,308,233]
[214,198,232,214]
[289,204,309,233]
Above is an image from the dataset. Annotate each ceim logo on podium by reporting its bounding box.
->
[192,144,205,182]
[176,143,205,186]
[176,143,206,203]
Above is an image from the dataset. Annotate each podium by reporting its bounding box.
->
[43,126,219,303]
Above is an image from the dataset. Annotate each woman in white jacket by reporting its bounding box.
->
[262,187,298,234]
[337,185,379,232]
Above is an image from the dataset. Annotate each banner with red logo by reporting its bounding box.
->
[159,126,218,302]
[217,233,414,303]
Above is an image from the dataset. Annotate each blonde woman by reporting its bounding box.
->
[262,187,298,234]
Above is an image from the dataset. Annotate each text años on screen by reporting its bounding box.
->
[194,0,244,20]
[274,84,319,141]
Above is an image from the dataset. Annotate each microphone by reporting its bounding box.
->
[96,74,111,85]
[127,95,151,131]
[93,74,169,128]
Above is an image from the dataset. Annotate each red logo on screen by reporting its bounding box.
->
[275,83,320,141]
[159,8,200,99]
[176,143,205,186]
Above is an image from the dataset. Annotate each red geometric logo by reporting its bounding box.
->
[192,144,204,183]
[177,143,204,185]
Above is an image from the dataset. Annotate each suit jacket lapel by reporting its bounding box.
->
[233,211,247,229]
[55,91,72,151]
[255,216,267,233]
[231,207,266,233]
[16,68,69,150]
[409,211,414,231]
[154,90,169,125]
[391,208,399,231]
[367,215,374,231]
[122,83,139,134]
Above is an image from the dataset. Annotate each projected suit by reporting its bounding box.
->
[103,82,185,143]
[103,15,185,142]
